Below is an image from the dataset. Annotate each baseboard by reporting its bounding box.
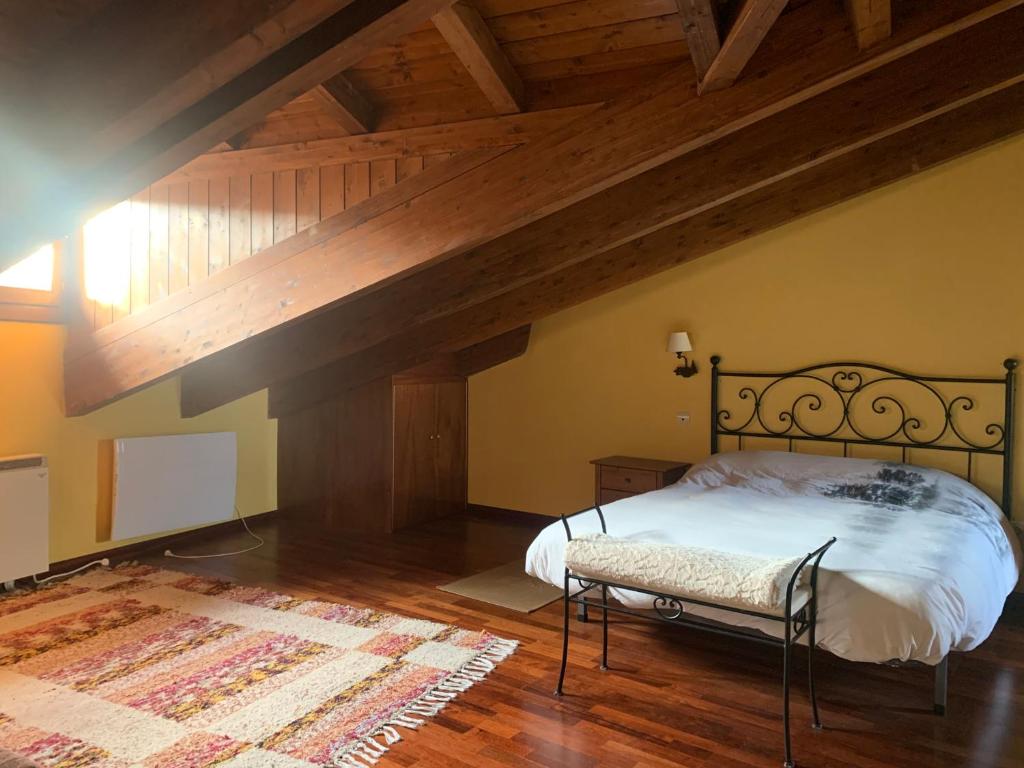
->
[466,503,553,526]
[41,509,279,578]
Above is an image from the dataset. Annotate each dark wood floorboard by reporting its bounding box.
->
[139,511,1024,768]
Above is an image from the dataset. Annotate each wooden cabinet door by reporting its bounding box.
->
[434,380,467,519]
[392,383,438,529]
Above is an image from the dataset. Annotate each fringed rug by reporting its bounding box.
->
[0,564,516,767]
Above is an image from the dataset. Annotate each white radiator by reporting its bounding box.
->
[112,432,237,540]
[0,455,49,586]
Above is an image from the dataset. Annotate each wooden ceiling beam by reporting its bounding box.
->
[176,6,1024,415]
[159,104,596,183]
[311,73,377,133]
[676,0,722,80]
[433,1,525,114]
[700,0,788,93]
[0,0,456,271]
[65,149,507,364]
[267,83,1024,417]
[62,0,1023,415]
[846,0,893,49]
[395,325,531,379]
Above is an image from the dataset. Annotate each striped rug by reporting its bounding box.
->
[0,564,516,767]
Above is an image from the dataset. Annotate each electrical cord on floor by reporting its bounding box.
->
[33,558,111,585]
[163,507,265,560]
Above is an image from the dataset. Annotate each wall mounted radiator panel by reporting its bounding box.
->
[0,455,49,585]
[112,432,237,540]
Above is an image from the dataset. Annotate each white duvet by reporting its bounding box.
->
[526,451,1022,664]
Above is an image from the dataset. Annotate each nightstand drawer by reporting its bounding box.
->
[601,466,658,493]
[599,488,635,505]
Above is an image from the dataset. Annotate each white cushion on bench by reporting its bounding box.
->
[564,534,809,615]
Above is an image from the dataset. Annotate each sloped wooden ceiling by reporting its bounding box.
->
[3,1,1021,417]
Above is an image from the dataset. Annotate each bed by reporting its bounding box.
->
[526,357,1021,702]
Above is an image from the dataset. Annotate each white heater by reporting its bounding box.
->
[112,432,237,540]
[0,455,49,587]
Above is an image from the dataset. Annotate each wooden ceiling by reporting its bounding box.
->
[2,1,1023,419]
[164,0,825,149]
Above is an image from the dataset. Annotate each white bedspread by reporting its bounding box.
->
[526,451,1022,664]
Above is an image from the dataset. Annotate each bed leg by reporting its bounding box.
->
[555,571,570,696]
[783,617,794,768]
[934,656,948,716]
[808,603,822,730]
[600,585,609,670]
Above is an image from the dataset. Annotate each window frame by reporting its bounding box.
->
[0,241,64,323]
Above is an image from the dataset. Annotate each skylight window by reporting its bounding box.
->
[0,244,55,292]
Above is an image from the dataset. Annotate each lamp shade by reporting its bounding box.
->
[667,332,692,354]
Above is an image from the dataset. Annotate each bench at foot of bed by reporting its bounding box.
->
[554,504,836,768]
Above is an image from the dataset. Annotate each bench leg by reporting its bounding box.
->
[934,656,948,715]
[600,585,609,670]
[576,596,589,623]
[555,571,571,696]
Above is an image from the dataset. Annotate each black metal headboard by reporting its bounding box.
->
[710,356,1018,517]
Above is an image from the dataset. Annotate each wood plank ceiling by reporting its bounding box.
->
[3,0,1023,417]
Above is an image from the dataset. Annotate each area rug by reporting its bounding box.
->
[0,564,516,768]
[439,561,562,612]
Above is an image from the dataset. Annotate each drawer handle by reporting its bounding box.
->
[624,477,631,483]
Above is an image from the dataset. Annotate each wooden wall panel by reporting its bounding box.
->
[149,186,169,302]
[168,183,189,294]
[80,154,438,330]
[129,190,150,313]
[209,178,229,275]
[251,172,275,255]
[229,176,251,266]
[188,180,209,285]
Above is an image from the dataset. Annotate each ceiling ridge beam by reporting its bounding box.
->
[433,1,525,114]
[159,104,598,183]
[311,73,378,133]
[700,0,788,93]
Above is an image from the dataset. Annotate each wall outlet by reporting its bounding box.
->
[676,412,691,424]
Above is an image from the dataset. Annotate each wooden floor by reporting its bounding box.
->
[142,511,1024,768]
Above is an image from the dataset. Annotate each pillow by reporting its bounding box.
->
[684,450,887,494]
[682,450,1001,516]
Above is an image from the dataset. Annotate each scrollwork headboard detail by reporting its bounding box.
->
[710,356,1018,517]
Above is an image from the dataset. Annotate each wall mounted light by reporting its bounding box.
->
[667,332,698,377]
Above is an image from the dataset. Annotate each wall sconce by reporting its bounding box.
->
[667,332,698,377]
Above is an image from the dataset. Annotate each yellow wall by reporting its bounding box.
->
[468,134,1024,521]
[0,321,276,563]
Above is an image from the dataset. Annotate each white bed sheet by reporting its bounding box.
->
[525,451,1022,664]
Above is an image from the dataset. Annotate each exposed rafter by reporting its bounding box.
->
[311,73,377,133]
[56,0,1024,416]
[267,84,1024,418]
[177,6,1024,416]
[676,0,722,80]
[433,1,525,114]
[701,0,788,93]
[846,0,893,49]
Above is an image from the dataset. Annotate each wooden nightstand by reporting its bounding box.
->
[591,455,691,505]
